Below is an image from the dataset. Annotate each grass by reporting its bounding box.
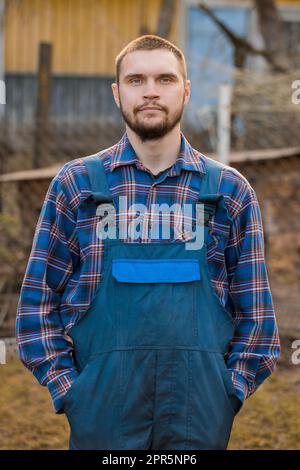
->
[0,358,69,450]
[229,365,300,449]
[0,357,299,450]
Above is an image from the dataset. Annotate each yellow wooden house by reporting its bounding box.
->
[1,1,299,124]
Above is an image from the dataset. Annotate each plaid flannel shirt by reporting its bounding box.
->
[16,130,281,413]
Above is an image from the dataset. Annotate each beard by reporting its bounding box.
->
[118,94,185,142]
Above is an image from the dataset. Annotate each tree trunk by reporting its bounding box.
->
[156,0,174,38]
[254,0,290,72]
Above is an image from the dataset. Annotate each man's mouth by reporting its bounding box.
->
[139,107,163,112]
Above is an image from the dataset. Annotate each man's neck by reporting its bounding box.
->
[126,125,182,176]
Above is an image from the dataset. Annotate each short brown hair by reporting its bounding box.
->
[115,34,187,84]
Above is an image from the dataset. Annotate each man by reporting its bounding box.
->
[16,35,281,450]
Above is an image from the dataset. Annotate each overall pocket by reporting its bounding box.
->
[61,358,94,414]
[217,353,243,415]
[112,258,201,347]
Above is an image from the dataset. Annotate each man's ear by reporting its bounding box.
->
[111,83,120,108]
[184,80,191,105]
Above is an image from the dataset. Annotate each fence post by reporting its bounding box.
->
[0,339,6,364]
[33,42,52,168]
[217,83,232,165]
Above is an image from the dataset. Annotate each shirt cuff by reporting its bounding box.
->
[47,369,80,414]
[229,368,249,404]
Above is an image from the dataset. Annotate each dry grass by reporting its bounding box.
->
[0,357,299,450]
[0,358,69,450]
[229,365,300,449]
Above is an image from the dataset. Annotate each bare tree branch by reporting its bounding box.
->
[198,1,289,73]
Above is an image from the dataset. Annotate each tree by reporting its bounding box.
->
[198,0,290,73]
[254,0,290,72]
[157,0,175,38]
[197,0,296,150]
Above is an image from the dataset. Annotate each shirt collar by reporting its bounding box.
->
[109,130,206,176]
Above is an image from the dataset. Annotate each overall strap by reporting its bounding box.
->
[196,157,231,235]
[82,152,117,240]
[199,156,224,197]
[83,152,113,203]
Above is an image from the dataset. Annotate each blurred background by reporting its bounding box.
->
[0,0,299,449]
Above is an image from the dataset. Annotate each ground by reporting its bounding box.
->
[0,347,299,450]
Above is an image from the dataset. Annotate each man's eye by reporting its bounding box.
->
[161,77,171,83]
[130,78,142,85]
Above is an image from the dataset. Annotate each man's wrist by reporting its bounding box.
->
[229,368,249,404]
[47,369,80,414]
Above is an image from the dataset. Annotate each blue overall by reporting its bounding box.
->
[61,155,243,450]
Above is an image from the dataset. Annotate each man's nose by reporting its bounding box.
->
[143,79,160,98]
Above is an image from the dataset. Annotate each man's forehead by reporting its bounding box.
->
[121,50,180,76]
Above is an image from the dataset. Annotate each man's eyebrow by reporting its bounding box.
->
[123,73,178,80]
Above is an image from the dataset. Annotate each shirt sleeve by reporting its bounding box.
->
[15,165,80,414]
[224,182,281,405]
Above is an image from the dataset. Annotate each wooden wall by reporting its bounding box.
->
[4,0,179,75]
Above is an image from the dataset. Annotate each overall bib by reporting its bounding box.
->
[61,155,243,450]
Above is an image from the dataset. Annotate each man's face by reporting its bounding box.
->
[111,50,190,141]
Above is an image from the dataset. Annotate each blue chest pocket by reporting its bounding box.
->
[111,258,201,347]
[112,258,201,283]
